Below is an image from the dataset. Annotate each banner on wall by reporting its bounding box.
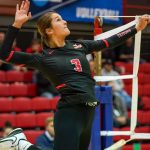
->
[30,0,78,19]
[30,0,123,25]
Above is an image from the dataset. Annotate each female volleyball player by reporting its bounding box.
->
[0,0,149,150]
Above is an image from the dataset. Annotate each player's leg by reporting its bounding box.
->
[0,128,41,150]
[54,105,86,150]
[79,106,95,150]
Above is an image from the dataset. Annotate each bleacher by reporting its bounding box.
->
[0,64,150,148]
[114,62,150,149]
[0,70,59,144]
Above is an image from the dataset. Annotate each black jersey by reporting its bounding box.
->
[0,26,137,105]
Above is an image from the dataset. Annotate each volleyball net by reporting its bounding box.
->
[90,16,150,150]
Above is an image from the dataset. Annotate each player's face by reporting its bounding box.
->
[50,13,70,38]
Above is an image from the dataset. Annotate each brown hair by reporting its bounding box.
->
[37,11,56,47]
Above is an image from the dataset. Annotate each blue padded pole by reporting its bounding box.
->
[100,86,113,149]
[90,86,101,150]
[90,86,113,150]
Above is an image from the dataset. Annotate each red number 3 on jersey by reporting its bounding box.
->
[70,59,82,72]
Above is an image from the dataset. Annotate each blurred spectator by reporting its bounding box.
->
[89,59,95,77]
[34,70,59,98]
[0,32,13,70]
[112,93,130,128]
[11,39,27,71]
[3,121,13,137]
[102,48,116,63]
[86,54,94,62]
[86,54,95,77]
[118,37,146,63]
[102,59,131,109]
[0,32,5,45]
[12,39,22,52]
[26,39,42,54]
[35,117,54,150]
[0,60,13,71]
[12,65,28,72]
[118,37,134,62]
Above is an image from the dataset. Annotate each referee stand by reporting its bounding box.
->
[89,86,113,150]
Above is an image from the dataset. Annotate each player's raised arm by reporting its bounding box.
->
[0,0,40,68]
[13,0,32,29]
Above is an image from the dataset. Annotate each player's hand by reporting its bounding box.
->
[136,15,150,32]
[13,0,32,28]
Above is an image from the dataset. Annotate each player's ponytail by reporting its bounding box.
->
[41,36,49,49]
[37,11,56,48]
